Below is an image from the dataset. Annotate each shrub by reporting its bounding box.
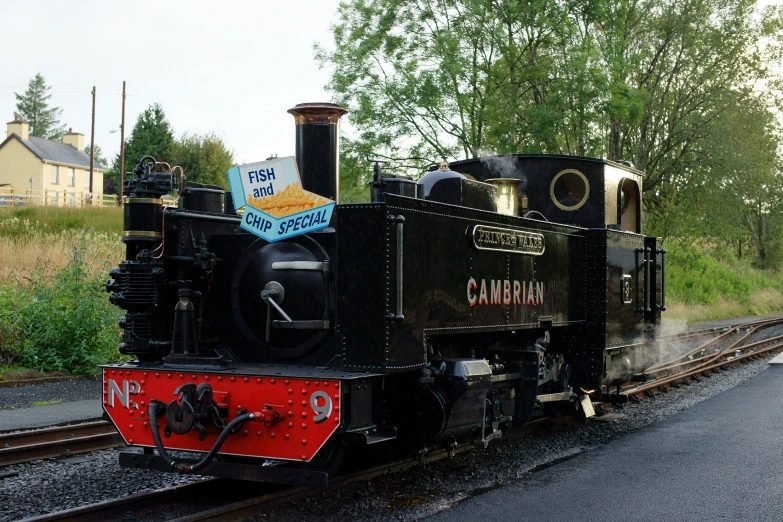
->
[0,287,22,365]
[10,237,124,374]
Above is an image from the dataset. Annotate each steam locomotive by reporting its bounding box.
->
[103,102,665,487]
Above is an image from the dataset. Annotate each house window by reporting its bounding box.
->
[85,171,90,189]
[68,168,75,186]
[51,165,59,185]
[67,193,75,207]
[51,191,59,207]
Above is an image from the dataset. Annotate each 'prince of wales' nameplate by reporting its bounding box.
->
[227,156,334,242]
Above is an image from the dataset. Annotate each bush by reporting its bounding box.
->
[6,237,124,374]
[0,287,22,365]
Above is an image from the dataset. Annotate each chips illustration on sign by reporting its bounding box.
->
[227,157,334,242]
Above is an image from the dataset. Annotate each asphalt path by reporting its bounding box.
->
[0,399,103,431]
[425,365,783,522]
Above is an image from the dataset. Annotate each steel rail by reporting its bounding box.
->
[620,340,783,401]
[655,315,783,343]
[647,327,782,378]
[656,325,731,342]
[646,317,783,373]
[0,421,123,467]
[0,375,94,388]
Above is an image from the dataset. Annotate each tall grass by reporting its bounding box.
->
[0,207,125,373]
[666,241,783,322]
[0,210,124,285]
[0,206,123,237]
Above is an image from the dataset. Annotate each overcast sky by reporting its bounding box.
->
[2,0,781,169]
[0,0,342,166]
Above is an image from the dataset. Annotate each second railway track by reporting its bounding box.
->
[0,421,123,467]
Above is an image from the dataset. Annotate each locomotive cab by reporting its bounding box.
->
[441,154,644,231]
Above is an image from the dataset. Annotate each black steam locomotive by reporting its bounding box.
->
[102,103,664,487]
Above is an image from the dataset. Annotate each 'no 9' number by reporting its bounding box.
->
[309,391,333,423]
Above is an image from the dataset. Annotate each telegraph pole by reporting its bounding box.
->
[119,81,126,205]
[89,86,96,203]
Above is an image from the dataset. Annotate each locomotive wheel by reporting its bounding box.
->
[297,438,345,475]
[512,379,538,429]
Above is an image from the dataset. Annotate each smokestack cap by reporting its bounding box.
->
[288,103,348,125]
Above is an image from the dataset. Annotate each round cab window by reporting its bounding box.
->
[550,169,589,211]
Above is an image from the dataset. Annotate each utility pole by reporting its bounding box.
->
[119,80,126,205]
[89,86,96,204]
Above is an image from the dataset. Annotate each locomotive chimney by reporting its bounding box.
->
[287,102,348,202]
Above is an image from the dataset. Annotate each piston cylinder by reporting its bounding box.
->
[287,103,348,202]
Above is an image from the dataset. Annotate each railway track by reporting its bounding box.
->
[610,317,783,403]
[17,316,783,521]
[0,421,123,467]
[20,442,473,522]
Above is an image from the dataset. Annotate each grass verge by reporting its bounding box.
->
[31,399,64,407]
[665,241,783,323]
[0,206,123,237]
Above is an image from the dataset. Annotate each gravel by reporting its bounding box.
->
[245,356,773,521]
[0,378,100,411]
[0,449,203,522]
[0,345,775,521]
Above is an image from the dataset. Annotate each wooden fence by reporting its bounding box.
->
[0,188,120,207]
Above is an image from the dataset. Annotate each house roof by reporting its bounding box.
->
[0,133,108,171]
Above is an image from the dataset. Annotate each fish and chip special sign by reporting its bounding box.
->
[227,156,334,242]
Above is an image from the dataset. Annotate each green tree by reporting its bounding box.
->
[84,144,107,168]
[170,132,235,189]
[695,97,783,267]
[14,73,67,139]
[320,0,782,213]
[105,104,174,194]
[85,144,115,194]
[120,103,175,171]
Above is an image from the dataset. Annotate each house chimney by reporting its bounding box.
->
[7,116,29,141]
[63,129,84,151]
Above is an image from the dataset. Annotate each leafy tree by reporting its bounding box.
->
[14,73,67,140]
[84,144,107,168]
[105,104,174,194]
[120,103,175,171]
[596,0,779,215]
[103,163,120,194]
[320,0,783,216]
[693,96,783,267]
[170,132,235,189]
